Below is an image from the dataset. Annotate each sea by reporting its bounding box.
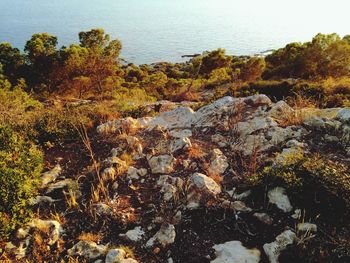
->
[0,0,349,64]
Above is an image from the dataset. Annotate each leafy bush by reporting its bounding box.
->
[0,83,42,128]
[0,126,43,239]
[250,151,350,211]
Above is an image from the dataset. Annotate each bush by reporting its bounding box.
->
[250,151,350,214]
[0,84,42,128]
[113,87,156,111]
[0,126,44,239]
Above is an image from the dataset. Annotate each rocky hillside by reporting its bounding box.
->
[4,95,350,263]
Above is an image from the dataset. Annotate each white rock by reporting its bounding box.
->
[148,155,175,174]
[45,179,78,194]
[268,187,293,212]
[31,195,59,205]
[268,101,294,119]
[263,230,296,263]
[208,149,229,175]
[146,223,176,247]
[187,173,221,209]
[170,137,192,153]
[157,175,184,201]
[120,226,145,242]
[211,241,260,263]
[105,248,138,263]
[211,134,229,147]
[297,223,317,233]
[221,200,252,212]
[41,164,62,187]
[68,241,107,260]
[17,219,63,246]
[169,129,192,138]
[337,108,350,123]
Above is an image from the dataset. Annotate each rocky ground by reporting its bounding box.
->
[4,95,350,262]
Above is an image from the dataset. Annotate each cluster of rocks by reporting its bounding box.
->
[7,94,350,262]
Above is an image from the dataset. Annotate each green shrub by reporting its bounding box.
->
[0,84,42,128]
[0,126,43,239]
[250,152,350,210]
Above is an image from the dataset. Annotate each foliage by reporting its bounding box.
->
[0,81,42,128]
[0,126,43,239]
[113,87,156,111]
[250,151,350,209]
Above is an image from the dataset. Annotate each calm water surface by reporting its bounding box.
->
[1,0,349,64]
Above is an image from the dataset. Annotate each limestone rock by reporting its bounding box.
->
[157,175,184,201]
[187,173,221,209]
[41,164,62,187]
[120,226,145,242]
[17,219,63,246]
[297,223,317,233]
[105,248,138,263]
[211,241,260,263]
[170,137,192,153]
[263,230,296,263]
[221,200,252,212]
[169,129,192,138]
[268,187,293,212]
[148,155,175,174]
[208,149,229,175]
[146,223,176,247]
[68,241,107,260]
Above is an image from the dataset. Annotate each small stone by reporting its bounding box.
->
[221,200,252,212]
[263,230,296,263]
[253,213,273,225]
[105,248,138,263]
[41,164,62,187]
[291,209,302,219]
[208,149,229,175]
[297,223,317,233]
[148,155,175,174]
[120,227,145,242]
[146,223,176,247]
[268,187,293,212]
[68,241,107,260]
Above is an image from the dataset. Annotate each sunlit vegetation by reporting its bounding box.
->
[1,28,350,251]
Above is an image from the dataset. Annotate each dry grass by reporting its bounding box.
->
[77,232,102,243]
[188,143,207,159]
[64,189,80,210]
[279,95,317,127]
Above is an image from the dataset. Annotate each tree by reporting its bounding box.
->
[199,49,232,75]
[78,29,122,95]
[24,33,58,91]
[235,57,266,82]
[0,43,24,84]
